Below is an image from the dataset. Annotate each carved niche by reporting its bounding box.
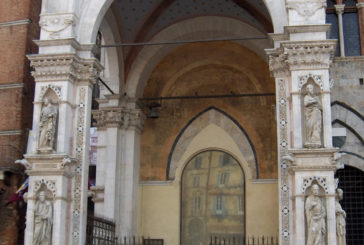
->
[301,77,323,148]
[33,184,54,245]
[305,183,327,245]
[38,88,59,153]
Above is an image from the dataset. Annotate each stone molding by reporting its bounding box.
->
[0,19,31,28]
[92,107,145,132]
[24,154,78,177]
[286,0,326,19]
[284,24,331,36]
[27,53,102,85]
[0,82,24,90]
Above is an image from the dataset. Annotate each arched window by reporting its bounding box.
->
[335,165,364,244]
[181,151,245,245]
[326,0,361,56]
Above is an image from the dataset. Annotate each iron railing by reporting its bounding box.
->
[209,236,278,245]
[86,215,163,245]
[86,215,277,245]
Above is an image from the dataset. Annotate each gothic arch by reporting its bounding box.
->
[167,107,258,180]
[77,0,114,44]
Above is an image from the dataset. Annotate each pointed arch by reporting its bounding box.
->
[167,107,258,180]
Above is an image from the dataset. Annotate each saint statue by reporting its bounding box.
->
[305,184,326,245]
[303,84,322,148]
[38,98,58,152]
[336,188,346,245]
[33,191,53,245]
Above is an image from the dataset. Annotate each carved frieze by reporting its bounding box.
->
[39,13,77,39]
[286,0,326,19]
[267,40,336,76]
[92,107,145,132]
[282,40,336,70]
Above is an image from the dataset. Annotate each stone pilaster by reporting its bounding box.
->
[25,49,102,245]
[92,95,145,238]
[267,23,339,245]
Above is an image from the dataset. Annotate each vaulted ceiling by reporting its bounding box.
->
[107,0,273,78]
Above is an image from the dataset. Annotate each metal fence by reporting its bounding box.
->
[209,236,278,245]
[86,215,277,245]
[86,215,163,245]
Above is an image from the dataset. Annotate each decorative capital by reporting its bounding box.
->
[123,109,146,133]
[266,49,290,78]
[282,40,337,70]
[334,4,345,14]
[27,54,102,85]
[92,108,124,128]
[92,107,146,132]
[357,2,364,9]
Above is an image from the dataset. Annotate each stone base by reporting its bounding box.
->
[37,147,54,154]
[304,142,322,148]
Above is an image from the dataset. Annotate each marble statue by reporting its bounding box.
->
[38,98,58,152]
[336,188,346,245]
[303,84,322,148]
[33,191,53,245]
[305,184,326,245]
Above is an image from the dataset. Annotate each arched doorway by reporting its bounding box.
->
[181,150,245,245]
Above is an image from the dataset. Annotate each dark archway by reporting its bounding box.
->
[335,165,364,245]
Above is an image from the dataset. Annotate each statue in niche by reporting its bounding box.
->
[38,98,58,152]
[305,184,326,245]
[33,191,53,245]
[336,188,346,245]
[303,84,322,148]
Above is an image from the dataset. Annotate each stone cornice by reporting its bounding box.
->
[27,53,102,85]
[24,154,78,176]
[284,24,331,36]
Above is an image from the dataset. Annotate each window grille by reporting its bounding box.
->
[335,165,364,245]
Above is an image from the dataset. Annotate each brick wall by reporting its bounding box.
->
[0,0,41,244]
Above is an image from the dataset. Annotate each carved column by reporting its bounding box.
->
[25,51,102,245]
[335,4,345,57]
[92,96,145,238]
[267,1,340,243]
